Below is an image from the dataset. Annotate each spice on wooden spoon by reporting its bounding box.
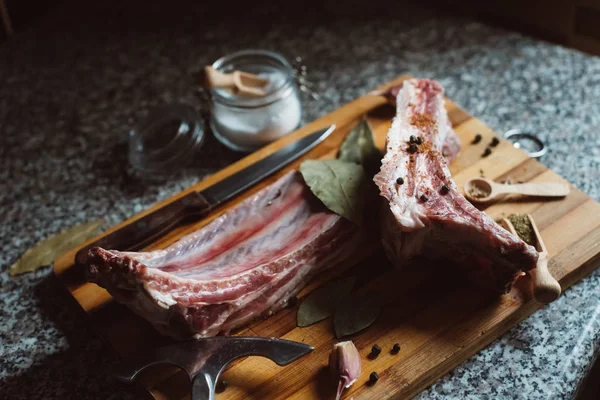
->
[506,214,535,246]
[464,177,570,204]
[500,214,561,303]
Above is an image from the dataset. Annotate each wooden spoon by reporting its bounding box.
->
[500,215,561,303]
[464,177,569,204]
[203,66,269,97]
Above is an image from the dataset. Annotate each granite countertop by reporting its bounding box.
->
[1,1,600,399]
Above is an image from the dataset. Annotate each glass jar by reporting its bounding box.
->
[209,50,302,152]
[128,104,205,175]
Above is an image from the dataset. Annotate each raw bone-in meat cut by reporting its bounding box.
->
[372,84,461,163]
[86,171,360,338]
[373,79,538,293]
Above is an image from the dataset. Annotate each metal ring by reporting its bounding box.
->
[503,129,547,158]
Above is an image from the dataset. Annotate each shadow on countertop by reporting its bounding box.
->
[576,350,600,400]
[0,274,150,400]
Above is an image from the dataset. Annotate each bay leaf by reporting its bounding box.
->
[338,119,381,175]
[9,219,105,276]
[334,295,381,338]
[300,159,367,226]
[297,276,356,327]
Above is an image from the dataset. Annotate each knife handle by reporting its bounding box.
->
[75,192,211,265]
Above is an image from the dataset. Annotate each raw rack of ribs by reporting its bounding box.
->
[86,171,360,338]
[373,79,538,293]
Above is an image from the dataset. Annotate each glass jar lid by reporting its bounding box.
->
[128,104,205,175]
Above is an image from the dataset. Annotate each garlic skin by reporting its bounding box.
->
[329,340,362,400]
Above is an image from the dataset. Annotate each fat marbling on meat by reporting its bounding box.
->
[373,79,538,293]
[86,171,360,338]
[372,83,461,163]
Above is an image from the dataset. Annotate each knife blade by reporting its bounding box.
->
[75,124,335,265]
[202,124,335,205]
[111,336,314,400]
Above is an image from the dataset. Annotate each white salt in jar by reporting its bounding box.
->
[209,50,302,152]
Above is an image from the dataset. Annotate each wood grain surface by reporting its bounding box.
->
[53,75,600,400]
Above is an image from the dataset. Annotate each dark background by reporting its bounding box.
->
[3,0,600,55]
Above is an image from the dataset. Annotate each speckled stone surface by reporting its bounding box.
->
[1,1,599,399]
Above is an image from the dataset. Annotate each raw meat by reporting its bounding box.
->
[372,83,461,163]
[441,118,462,163]
[373,79,538,293]
[86,171,360,339]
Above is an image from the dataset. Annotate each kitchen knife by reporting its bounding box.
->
[111,336,313,400]
[75,124,335,265]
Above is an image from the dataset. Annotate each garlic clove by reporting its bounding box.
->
[329,340,362,400]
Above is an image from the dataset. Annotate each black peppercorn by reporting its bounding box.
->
[416,136,424,145]
[216,379,228,393]
[420,194,428,202]
[396,177,404,185]
[490,137,500,147]
[409,135,417,143]
[368,372,379,385]
[472,134,482,144]
[440,184,450,195]
[482,148,492,157]
[391,343,401,354]
[407,143,418,153]
[370,344,382,358]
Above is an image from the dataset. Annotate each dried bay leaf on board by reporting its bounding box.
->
[9,219,104,276]
[338,118,381,175]
[300,160,367,226]
[334,294,381,338]
[338,118,383,227]
[297,276,356,327]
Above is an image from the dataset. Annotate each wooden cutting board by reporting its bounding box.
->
[53,75,600,400]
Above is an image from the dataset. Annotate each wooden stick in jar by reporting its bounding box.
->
[203,66,269,97]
